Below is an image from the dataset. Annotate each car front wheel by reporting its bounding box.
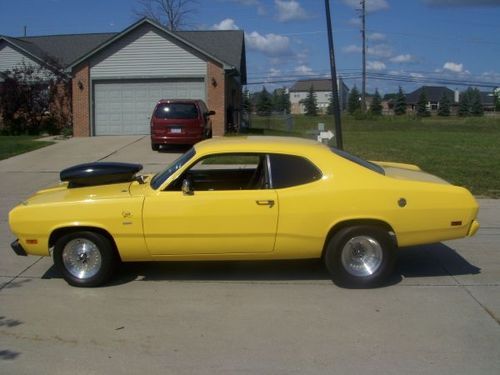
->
[324,225,396,287]
[151,143,160,151]
[54,231,117,287]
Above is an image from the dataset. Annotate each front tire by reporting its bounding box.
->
[151,143,160,151]
[324,225,396,287]
[54,231,117,287]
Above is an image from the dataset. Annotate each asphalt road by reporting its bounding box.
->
[1,136,499,375]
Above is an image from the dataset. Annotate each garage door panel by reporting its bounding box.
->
[94,79,205,135]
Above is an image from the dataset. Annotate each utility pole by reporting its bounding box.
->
[361,0,367,112]
[24,25,27,37]
[324,0,343,150]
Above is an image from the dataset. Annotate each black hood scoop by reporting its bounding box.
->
[60,162,143,188]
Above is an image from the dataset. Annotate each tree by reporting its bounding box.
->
[272,87,290,113]
[416,90,430,117]
[347,85,361,115]
[327,94,335,115]
[394,86,407,116]
[370,89,383,116]
[438,92,451,116]
[255,86,273,115]
[241,88,252,113]
[495,90,500,112]
[0,60,71,135]
[459,87,483,117]
[301,85,318,116]
[134,0,198,31]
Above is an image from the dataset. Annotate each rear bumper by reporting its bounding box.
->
[151,134,205,145]
[11,239,27,256]
[467,220,480,237]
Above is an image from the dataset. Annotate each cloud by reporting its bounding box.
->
[424,0,500,7]
[212,18,239,30]
[368,32,386,41]
[343,44,393,58]
[443,62,465,73]
[294,64,315,75]
[368,44,393,58]
[390,54,414,63]
[268,68,282,77]
[245,31,291,56]
[367,61,386,71]
[275,0,309,22]
[343,0,389,12]
[343,44,362,54]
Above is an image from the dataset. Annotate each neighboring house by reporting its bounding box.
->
[0,18,247,137]
[480,91,497,112]
[405,86,458,113]
[289,78,349,114]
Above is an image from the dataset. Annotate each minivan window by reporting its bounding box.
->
[154,103,198,120]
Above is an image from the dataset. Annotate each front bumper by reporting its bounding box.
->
[11,239,27,256]
[468,220,480,237]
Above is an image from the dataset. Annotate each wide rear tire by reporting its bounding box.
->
[324,225,396,287]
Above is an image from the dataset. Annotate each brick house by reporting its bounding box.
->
[0,18,247,136]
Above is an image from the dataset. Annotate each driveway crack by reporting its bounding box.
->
[0,257,44,292]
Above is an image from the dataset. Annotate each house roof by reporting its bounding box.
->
[406,86,455,104]
[1,18,246,83]
[289,78,348,92]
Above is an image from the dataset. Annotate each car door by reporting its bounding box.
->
[143,153,278,255]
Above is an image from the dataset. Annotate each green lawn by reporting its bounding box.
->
[249,115,500,197]
[0,136,55,161]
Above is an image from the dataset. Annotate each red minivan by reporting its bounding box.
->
[150,99,215,151]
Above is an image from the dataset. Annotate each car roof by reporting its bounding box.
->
[157,99,203,104]
[194,136,330,155]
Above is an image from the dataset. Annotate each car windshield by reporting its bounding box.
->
[330,147,385,175]
[150,148,196,189]
[154,103,198,119]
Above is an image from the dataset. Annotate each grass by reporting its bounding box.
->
[0,136,55,161]
[249,115,500,198]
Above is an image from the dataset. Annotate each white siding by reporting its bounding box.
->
[0,41,41,73]
[90,24,206,79]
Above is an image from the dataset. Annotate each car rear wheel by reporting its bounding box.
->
[54,231,117,287]
[324,225,396,287]
[151,143,160,151]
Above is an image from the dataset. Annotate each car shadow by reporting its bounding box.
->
[41,243,480,288]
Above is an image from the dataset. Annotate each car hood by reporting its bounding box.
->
[21,181,135,206]
[373,161,450,185]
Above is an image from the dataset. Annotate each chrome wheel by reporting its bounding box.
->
[341,235,383,277]
[62,238,102,280]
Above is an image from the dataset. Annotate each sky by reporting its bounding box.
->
[1,0,500,94]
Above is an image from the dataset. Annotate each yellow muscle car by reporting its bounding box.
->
[9,136,479,287]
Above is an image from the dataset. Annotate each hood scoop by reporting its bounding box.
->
[60,162,143,188]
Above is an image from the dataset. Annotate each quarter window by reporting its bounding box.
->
[269,154,322,188]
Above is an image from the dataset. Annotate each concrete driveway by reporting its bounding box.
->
[0,136,499,374]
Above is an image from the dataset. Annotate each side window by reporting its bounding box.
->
[269,154,322,189]
[168,153,267,191]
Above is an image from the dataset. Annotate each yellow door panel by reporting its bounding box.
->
[143,190,278,255]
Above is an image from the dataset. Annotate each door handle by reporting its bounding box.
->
[256,200,275,208]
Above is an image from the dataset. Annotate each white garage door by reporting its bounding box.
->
[93,79,205,135]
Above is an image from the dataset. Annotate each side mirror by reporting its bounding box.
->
[207,110,216,116]
[181,179,194,195]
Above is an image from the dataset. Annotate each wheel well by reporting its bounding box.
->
[321,219,397,259]
[49,226,121,261]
